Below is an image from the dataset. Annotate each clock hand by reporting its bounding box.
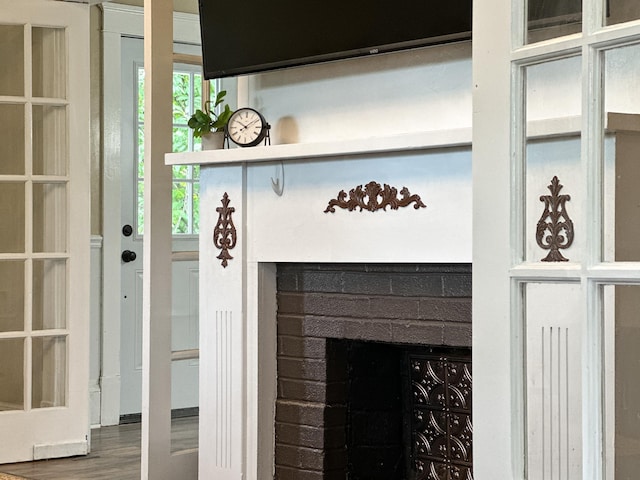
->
[235,119,258,134]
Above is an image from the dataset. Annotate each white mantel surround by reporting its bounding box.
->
[165,114,623,479]
[167,130,471,479]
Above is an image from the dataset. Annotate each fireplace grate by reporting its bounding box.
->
[409,352,473,480]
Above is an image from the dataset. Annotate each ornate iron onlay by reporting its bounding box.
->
[410,353,473,480]
[536,176,574,262]
[213,192,237,268]
[324,181,426,213]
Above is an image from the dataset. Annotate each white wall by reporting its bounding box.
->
[231,39,640,148]
[243,41,472,144]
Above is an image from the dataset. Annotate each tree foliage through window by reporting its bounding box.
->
[136,65,209,235]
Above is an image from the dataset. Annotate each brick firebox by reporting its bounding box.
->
[274,264,472,480]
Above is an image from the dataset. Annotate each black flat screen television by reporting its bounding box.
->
[198,0,472,79]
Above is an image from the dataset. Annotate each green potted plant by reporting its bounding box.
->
[188,89,233,149]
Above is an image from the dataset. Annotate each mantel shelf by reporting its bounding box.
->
[165,129,472,166]
[165,112,639,167]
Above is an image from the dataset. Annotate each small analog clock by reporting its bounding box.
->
[225,108,270,147]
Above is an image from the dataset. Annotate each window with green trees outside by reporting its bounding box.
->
[136,64,216,235]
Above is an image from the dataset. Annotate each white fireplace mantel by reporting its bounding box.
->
[166,124,476,479]
[163,113,638,480]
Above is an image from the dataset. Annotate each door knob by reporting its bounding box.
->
[121,250,137,263]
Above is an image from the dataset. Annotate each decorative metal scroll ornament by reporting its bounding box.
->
[324,181,426,213]
[536,176,574,262]
[213,193,237,268]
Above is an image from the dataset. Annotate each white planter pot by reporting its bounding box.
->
[201,131,225,150]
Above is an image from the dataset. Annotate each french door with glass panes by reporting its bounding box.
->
[0,0,90,464]
[473,0,640,478]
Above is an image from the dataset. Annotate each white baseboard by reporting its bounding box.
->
[99,374,121,426]
[33,439,89,460]
[89,382,101,427]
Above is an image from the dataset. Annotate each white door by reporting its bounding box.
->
[473,0,640,478]
[120,37,200,417]
[0,0,90,464]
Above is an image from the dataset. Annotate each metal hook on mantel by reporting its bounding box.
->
[271,161,285,196]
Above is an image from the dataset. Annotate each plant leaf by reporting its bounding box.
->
[194,109,210,124]
[212,104,233,131]
[213,90,227,108]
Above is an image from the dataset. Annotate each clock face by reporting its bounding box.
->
[226,108,267,147]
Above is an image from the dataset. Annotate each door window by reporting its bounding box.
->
[0,24,68,412]
[510,0,640,477]
[474,0,640,477]
[136,64,216,236]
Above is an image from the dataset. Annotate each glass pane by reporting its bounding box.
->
[173,126,189,153]
[171,358,199,454]
[32,27,66,99]
[524,282,582,478]
[0,25,24,96]
[138,125,144,174]
[194,74,202,109]
[173,72,190,124]
[193,182,200,234]
[606,0,640,26]
[0,338,24,411]
[173,164,189,180]
[525,57,583,263]
[32,335,66,408]
[603,44,640,262]
[527,0,582,44]
[0,260,25,333]
[32,259,67,331]
[193,135,202,152]
[33,183,67,253]
[137,180,144,235]
[0,103,25,175]
[603,285,640,478]
[33,104,67,176]
[0,182,25,253]
[171,258,199,453]
[172,181,189,234]
[137,67,145,123]
[525,0,582,43]
[136,66,202,237]
[171,413,199,454]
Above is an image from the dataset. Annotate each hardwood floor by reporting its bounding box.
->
[0,417,198,480]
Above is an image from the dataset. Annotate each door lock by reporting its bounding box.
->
[121,250,137,263]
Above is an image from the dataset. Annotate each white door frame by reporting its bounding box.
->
[101,3,202,426]
[471,0,514,477]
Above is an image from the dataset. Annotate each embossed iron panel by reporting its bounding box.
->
[409,353,473,480]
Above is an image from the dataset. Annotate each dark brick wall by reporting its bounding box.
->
[274,263,472,480]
